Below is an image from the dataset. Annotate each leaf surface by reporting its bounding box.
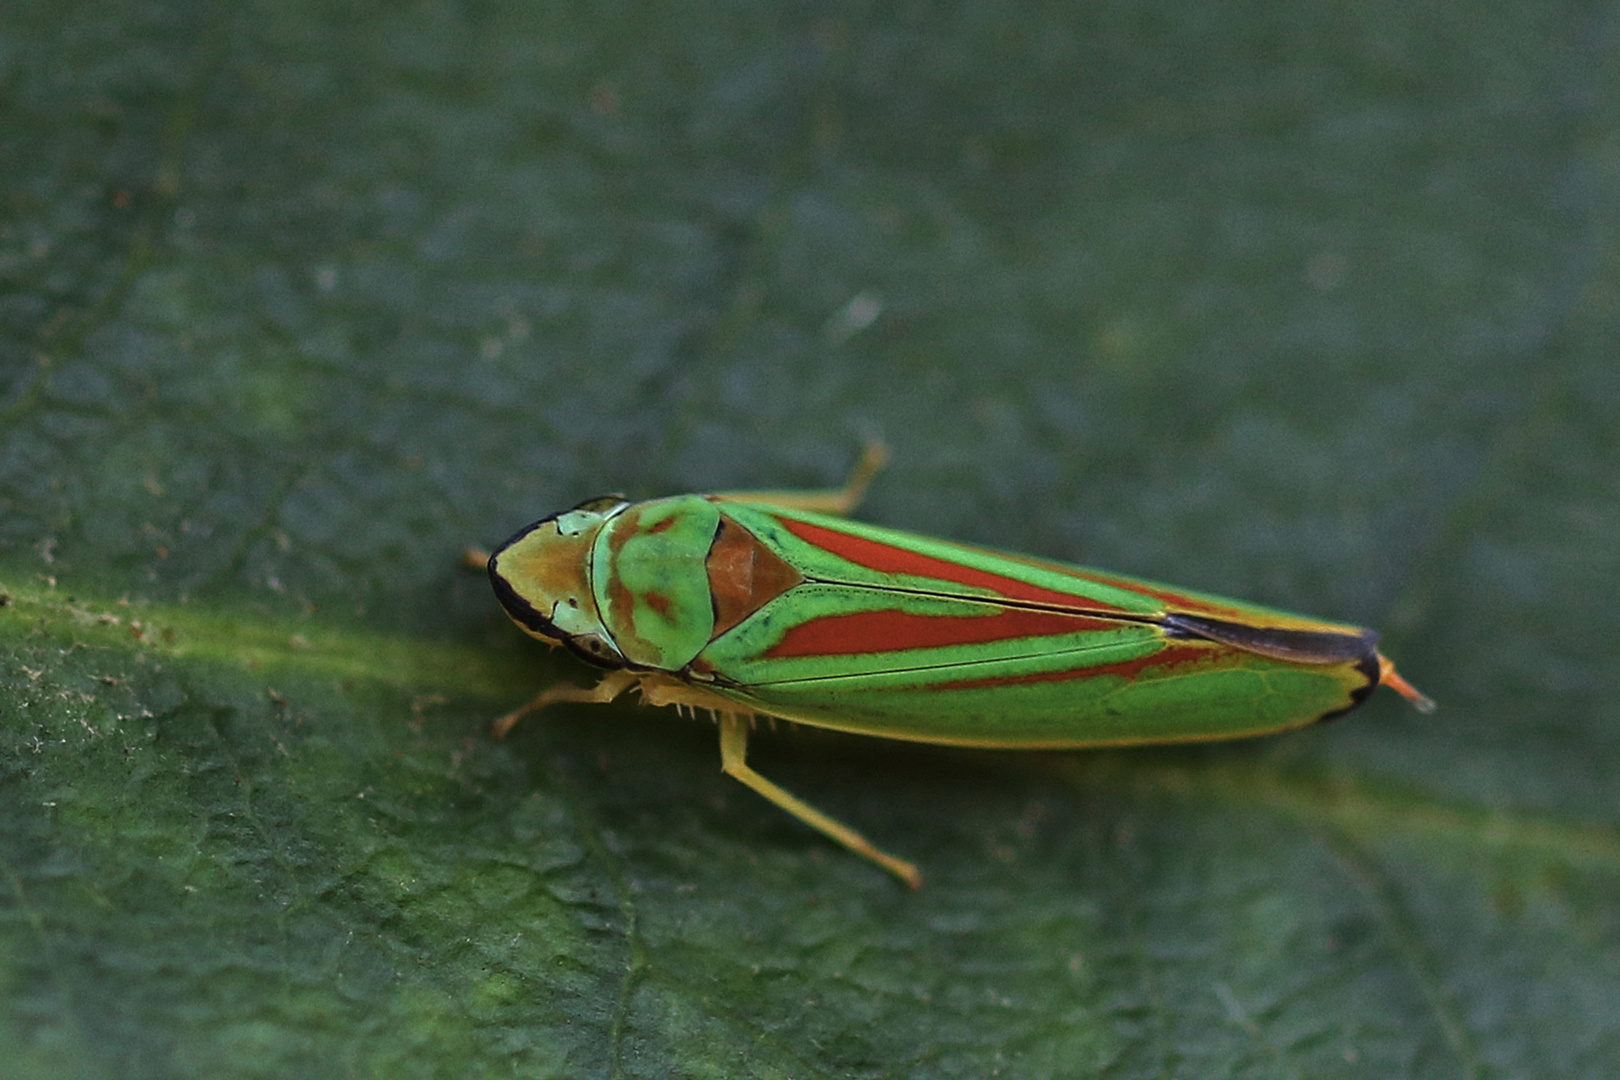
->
[3,2,1617,1076]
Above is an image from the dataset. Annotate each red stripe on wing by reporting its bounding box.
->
[1063,573,1252,619]
[779,517,1132,611]
[967,548,1257,620]
[764,606,1120,658]
[934,642,1215,690]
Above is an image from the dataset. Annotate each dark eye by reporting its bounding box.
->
[568,633,623,669]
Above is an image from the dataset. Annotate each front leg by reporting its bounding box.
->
[494,669,717,739]
[491,668,640,739]
[494,671,923,887]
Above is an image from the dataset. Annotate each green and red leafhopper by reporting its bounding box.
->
[486,448,1432,886]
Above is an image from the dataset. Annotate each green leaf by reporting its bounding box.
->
[3,1,1617,1077]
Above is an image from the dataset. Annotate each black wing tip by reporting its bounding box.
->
[1314,652,1383,723]
[1161,614,1384,726]
[1163,613,1378,665]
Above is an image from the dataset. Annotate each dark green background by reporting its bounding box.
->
[3,1,1616,1076]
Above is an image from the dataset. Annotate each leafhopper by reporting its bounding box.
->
[486,448,1432,887]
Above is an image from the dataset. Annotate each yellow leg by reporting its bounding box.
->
[718,714,922,889]
[494,671,922,886]
[707,441,887,516]
[491,668,639,739]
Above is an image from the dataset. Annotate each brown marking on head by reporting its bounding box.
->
[608,574,638,633]
[490,525,595,623]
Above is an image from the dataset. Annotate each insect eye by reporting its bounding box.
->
[567,633,623,669]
